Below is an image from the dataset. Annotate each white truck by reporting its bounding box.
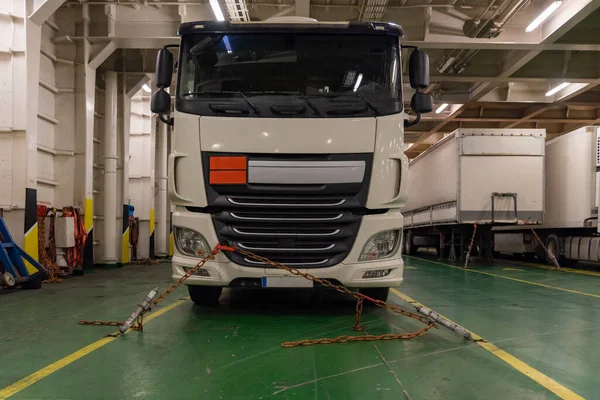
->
[494,126,600,265]
[402,129,545,260]
[150,18,433,304]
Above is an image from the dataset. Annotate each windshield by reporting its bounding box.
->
[177,33,402,118]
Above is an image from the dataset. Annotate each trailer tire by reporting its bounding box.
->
[360,287,390,303]
[188,285,222,306]
[545,235,561,266]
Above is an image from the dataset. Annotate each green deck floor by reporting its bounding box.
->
[2,255,599,399]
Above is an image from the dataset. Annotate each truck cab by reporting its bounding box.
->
[151,18,432,305]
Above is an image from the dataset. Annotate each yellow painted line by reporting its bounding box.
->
[408,255,600,300]
[404,265,417,270]
[503,268,525,272]
[390,289,584,400]
[497,259,600,278]
[0,298,189,400]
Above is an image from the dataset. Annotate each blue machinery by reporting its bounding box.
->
[0,216,46,289]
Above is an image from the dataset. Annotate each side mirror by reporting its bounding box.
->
[156,48,174,88]
[409,49,430,89]
[411,92,433,114]
[151,88,171,114]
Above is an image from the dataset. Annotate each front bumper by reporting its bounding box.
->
[171,208,404,288]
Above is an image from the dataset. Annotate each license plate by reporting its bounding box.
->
[261,276,314,288]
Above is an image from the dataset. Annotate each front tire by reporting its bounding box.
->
[359,287,390,303]
[188,285,222,306]
[403,230,415,255]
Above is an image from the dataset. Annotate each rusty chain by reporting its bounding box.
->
[530,228,561,270]
[37,212,62,283]
[78,317,144,332]
[464,223,477,269]
[78,248,219,330]
[79,245,437,345]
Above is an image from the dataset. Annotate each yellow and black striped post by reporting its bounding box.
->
[22,188,40,275]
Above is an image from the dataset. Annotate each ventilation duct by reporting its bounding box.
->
[462,0,529,39]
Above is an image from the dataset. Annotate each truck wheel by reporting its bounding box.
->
[545,235,561,266]
[360,287,390,303]
[403,231,415,255]
[188,285,222,306]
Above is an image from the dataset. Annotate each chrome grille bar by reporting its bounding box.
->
[230,212,344,221]
[243,258,330,266]
[238,243,336,252]
[232,228,341,237]
[227,197,346,207]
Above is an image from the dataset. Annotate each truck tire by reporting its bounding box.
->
[545,235,561,266]
[360,287,390,303]
[403,231,415,255]
[188,285,222,306]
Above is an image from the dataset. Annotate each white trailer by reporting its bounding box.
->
[402,128,546,260]
[494,126,600,265]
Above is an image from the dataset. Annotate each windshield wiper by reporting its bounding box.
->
[245,91,321,116]
[353,92,380,115]
[322,92,380,115]
[181,91,259,115]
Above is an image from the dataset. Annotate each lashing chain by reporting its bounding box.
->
[464,223,477,269]
[37,208,62,283]
[530,228,561,270]
[79,245,437,346]
[78,318,144,332]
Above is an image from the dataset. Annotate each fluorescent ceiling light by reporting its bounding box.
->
[526,1,562,32]
[545,82,570,96]
[209,0,225,21]
[142,84,151,93]
[353,74,363,92]
[436,103,449,113]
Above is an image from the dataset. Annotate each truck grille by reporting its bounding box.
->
[202,152,374,269]
[212,202,362,268]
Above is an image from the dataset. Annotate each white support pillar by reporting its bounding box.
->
[120,75,131,264]
[103,71,118,264]
[74,3,96,270]
[156,118,168,257]
[23,1,42,272]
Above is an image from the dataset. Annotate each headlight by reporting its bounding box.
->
[359,230,400,261]
[174,227,211,257]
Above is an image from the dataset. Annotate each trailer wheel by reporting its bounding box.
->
[545,235,561,266]
[188,285,222,306]
[403,231,415,255]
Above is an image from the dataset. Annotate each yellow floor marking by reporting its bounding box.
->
[496,259,600,278]
[404,266,417,270]
[503,267,525,272]
[0,298,189,400]
[408,255,600,300]
[390,289,584,400]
